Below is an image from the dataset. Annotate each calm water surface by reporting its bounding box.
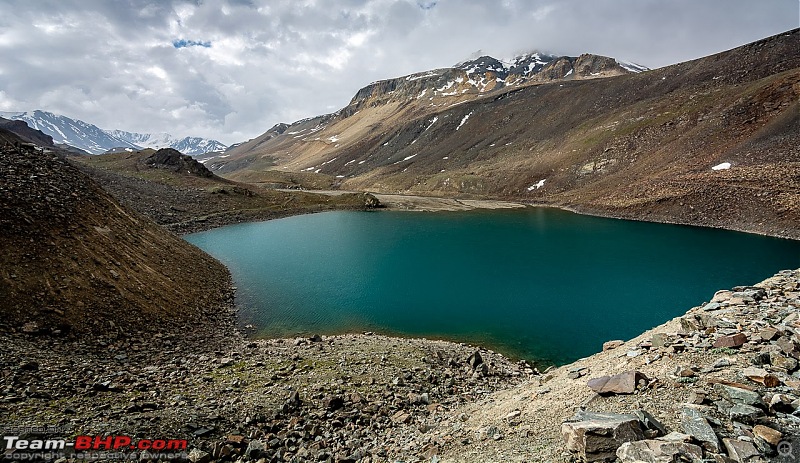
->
[185,208,800,365]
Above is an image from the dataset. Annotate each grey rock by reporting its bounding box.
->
[749,352,771,366]
[718,385,763,407]
[770,352,798,372]
[680,406,720,453]
[187,448,211,463]
[651,333,671,348]
[713,358,733,369]
[687,390,708,405]
[777,336,800,359]
[245,439,265,459]
[703,302,723,312]
[729,403,764,424]
[602,340,624,351]
[633,410,667,437]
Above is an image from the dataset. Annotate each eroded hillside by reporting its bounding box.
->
[0,131,232,336]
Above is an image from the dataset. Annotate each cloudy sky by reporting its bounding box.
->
[0,0,796,145]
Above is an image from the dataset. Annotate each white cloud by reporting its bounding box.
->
[0,0,796,145]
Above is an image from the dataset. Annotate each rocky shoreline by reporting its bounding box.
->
[437,269,800,462]
[2,269,798,462]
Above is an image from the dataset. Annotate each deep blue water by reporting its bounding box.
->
[185,208,800,365]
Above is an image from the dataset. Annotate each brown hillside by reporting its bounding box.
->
[217,53,636,178]
[0,131,232,337]
[72,149,381,234]
[217,29,800,238]
[0,116,54,147]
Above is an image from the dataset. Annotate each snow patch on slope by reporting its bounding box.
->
[456,111,473,131]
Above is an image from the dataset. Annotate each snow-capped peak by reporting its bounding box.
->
[0,110,226,155]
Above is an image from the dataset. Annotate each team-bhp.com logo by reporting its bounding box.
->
[3,435,188,461]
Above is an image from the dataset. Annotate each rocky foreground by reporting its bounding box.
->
[437,269,800,462]
[0,328,530,462]
[1,269,798,462]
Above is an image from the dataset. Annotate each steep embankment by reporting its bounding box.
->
[0,131,232,337]
[217,29,800,239]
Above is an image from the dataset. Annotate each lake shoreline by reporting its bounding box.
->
[5,264,797,462]
[177,189,800,241]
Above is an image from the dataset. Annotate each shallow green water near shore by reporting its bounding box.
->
[186,208,800,365]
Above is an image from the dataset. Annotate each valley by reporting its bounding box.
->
[206,29,800,240]
[1,25,799,463]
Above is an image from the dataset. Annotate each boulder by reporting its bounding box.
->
[467,351,483,369]
[680,406,720,453]
[616,433,704,463]
[602,340,624,351]
[729,403,764,424]
[722,438,760,463]
[759,327,779,342]
[770,352,798,372]
[651,333,672,348]
[323,395,344,411]
[752,425,782,446]
[187,448,211,463]
[776,336,800,359]
[713,333,748,349]
[741,367,780,387]
[245,440,265,459]
[561,411,645,462]
[717,385,763,407]
[633,410,667,437]
[587,370,649,395]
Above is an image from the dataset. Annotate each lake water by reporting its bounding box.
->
[185,208,800,365]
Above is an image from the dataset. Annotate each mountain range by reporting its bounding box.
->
[210,51,646,175]
[0,110,226,155]
[205,30,800,238]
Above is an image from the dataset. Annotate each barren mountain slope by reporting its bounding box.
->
[215,53,639,180]
[72,149,381,234]
[0,130,232,337]
[220,29,800,238]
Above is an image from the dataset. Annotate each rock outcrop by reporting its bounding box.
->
[146,147,215,177]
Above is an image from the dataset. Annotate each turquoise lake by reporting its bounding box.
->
[185,208,800,365]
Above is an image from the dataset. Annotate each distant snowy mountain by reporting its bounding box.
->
[107,130,227,155]
[0,110,226,155]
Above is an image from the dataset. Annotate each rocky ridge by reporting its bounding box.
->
[217,51,640,177]
[342,52,637,117]
[0,110,226,155]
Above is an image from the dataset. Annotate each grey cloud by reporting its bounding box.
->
[0,0,796,145]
